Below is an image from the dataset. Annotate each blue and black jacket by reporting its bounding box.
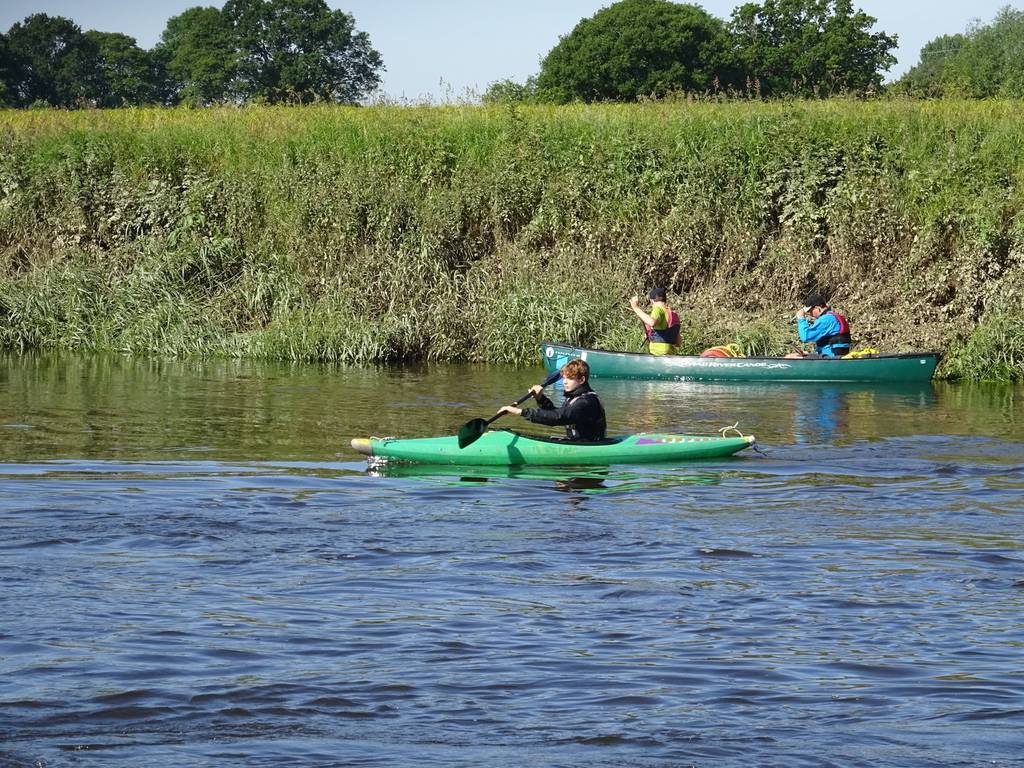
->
[797,310,852,357]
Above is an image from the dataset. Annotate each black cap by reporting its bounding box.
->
[648,287,667,301]
[803,293,827,309]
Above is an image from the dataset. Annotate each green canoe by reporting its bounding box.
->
[351,429,755,466]
[541,341,940,383]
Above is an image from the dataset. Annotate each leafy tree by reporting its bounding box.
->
[2,3,383,108]
[482,76,538,105]
[85,31,159,106]
[730,0,897,97]
[155,6,237,106]
[913,7,1024,98]
[893,34,965,97]
[4,14,104,107]
[0,33,14,106]
[222,0,383,103]
[536,0,738,103]
[963,7,1024,97]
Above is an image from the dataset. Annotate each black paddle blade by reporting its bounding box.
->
[457,371,560,449]
[457,418,489,449]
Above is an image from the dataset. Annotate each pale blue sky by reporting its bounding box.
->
[0,1,1014,100]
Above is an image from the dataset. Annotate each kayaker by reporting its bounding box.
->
[786,293,852,358]
[629,287,681,355]
[496,359,607,441]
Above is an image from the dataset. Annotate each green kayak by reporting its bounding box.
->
[542,341,940,383]
[351,429,755,466]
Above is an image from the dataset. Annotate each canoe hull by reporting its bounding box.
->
[542,342,939,383]
[352,430,755,466]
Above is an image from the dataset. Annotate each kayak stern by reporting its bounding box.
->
[350,438,373,456]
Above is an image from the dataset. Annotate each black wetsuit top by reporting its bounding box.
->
[521,383,607,441]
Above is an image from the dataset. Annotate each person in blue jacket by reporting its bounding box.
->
[787,293,852,358]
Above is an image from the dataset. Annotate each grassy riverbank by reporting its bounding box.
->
[1,101,1022,380]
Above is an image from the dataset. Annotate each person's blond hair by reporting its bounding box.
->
[560,359,590,380]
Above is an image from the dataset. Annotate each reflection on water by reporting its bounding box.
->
[1,353,1019,464]
[367,461,725,494]
[784,382,939,443]
[1,352,1023,768]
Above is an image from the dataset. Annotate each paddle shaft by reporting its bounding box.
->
[493,370,562,421]
[457,371,563,449]
[483,389,537,427]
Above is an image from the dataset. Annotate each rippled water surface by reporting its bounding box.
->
[2,354,1022,767]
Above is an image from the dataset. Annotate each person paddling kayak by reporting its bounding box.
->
[496,359,607,441]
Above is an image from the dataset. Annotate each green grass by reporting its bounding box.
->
[943,312,1024,381]
[1,100,1023,379]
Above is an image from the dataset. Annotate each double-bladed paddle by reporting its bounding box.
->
[457,371,562,449]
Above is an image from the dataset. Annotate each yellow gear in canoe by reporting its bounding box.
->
[842,347,879,359]
[700,343,745,358]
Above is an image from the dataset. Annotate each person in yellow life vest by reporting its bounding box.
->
[629,287,681,356]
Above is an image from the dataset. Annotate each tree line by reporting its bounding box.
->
[485,0,1024,103]
[895,6,1024,98]
[0,0,383,107]
[2,0,1022,109]
[488,0,897,103]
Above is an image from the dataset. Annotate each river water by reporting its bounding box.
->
[1,353,1022,767]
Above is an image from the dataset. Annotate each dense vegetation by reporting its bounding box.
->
[1,102,1022,380]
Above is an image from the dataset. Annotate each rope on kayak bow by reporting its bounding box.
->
[719,422,768,456]
[718,422,744,438]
